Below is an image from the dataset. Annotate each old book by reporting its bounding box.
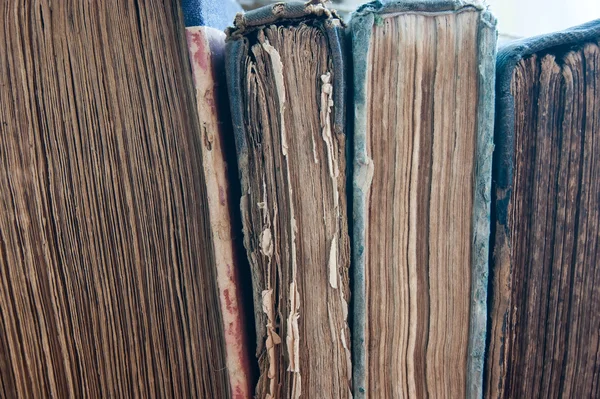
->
[0,1,233,397]
[225,2,351,398]
[350,1,497,398]
[486,20,600,398]
[182,0,253,397]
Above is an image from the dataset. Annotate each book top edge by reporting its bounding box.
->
[351,0,489,17]
[497,18,600,76]
[225,1,344,40]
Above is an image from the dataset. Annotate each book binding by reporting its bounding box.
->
[225,0,348,356]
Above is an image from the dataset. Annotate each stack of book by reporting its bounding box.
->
[0,0,598,397]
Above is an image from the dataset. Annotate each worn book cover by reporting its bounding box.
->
[225,2,351,398]
[350,1,497,397]
[487,19,600,398]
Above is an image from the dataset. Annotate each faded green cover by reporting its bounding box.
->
[349,2,497,398]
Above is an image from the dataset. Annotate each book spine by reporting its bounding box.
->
[467,9,497,399]
[184,26,252,399]
[349,10,375,399]
[225,3,349,396]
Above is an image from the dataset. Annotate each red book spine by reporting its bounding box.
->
[185,26,252,399]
